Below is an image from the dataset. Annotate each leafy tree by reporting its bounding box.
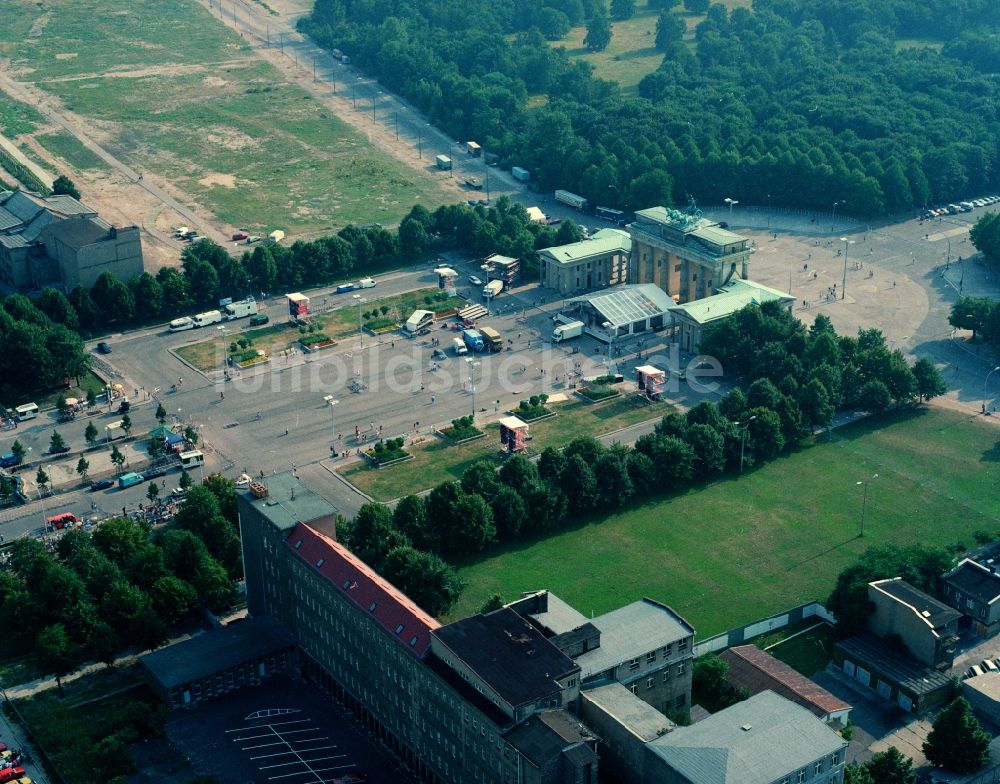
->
[49,430,66,453]
[147,435,165,463]
[35,623,81,693]
[121,413,133,437]
[86,388,97,408]
[693,653,750,713]
[68,284,100,330]
[155,402,167,425]
[479,593,505,613]
[184,425,199,445]
[85,421,99,447]
[610,0,635,19]
[381,546,465,616]
[92,516,149,568]
[146,483,160,505]
[856,379,892,413]
[685,423,725,477]
[90,270,135,323]
[562,453,600,513]
[36,466,49,494]
[35,288,79,330]
[148,575,198,627]
[585,13,612,51]
[392,494,428,546]
[912,358,947,402]
[923,697,991,773]
[594,448,635,507]
[683,0,708,12]
[844,764,875,784]
[490,486,529,539]
[156,267,192,316]
[800,378,835,432]
[342,503,409,569]
[949,296,993,339]
[179,469,193,490]
[110,445,126,474]
[129,272,164,318]
[52,174,81,199]
[75,457,89,483]
[10,440,25,463]
[863,747,916,784]
[174,487,242,579]
[461,461,502,502]
[655,9,685,49]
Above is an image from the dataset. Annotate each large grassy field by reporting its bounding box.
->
[448,408,1000,636]
[341,395,675,500]
[0,0,450,235]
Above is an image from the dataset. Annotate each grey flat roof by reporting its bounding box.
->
[945,559,1000,605]
[42,216,109,249]
[524,592,588,635]
[434,608,579,709]
[505,712,597,768]
[576,598,694,679]
[581,683,675,741]
[647,691,845,784]
[0,207,21,232]
[140,617,294,689]
[835,633,952,696]
[240,471,340,535]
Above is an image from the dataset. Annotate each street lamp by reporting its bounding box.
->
[602,321,615,374]
[856,474,879,537]
[767,193,772,229]
[465,358,480,419]
[840,237,855,300]
[984,367,1000,415]
[736,416,756,474]
[352,294,365,348]
[832,200,845,230]
[724,197,738,217]
[327,398,340,447]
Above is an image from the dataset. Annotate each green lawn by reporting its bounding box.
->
[0,0,451,235]
[554,11,665,94]
[448,408,1000,635]
[760,623,836,678]
[342,395,674,500]
[36,131,109,171]
[0,89,43,137]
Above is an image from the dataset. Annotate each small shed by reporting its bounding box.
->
[635,365,665,400]
[286,292,309,317]
[499,415,529,453]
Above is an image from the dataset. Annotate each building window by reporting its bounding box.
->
[647,677,654,689]
[815,761,823,774]
[677,663,685,676]
[662,643,672,656]
[628,658,640,671]
[646,651,656,664]
[797,771,805,783]
[662,670,670,682]
[630,683,638,695]
[678,638,689,651]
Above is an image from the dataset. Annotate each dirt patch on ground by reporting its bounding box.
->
[202,75,227,87]
[28,13,51,37]
[198,172,236,188]
[54,52,77,61]
[204,126,259,151]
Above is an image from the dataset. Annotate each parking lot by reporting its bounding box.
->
[166,675,407,784]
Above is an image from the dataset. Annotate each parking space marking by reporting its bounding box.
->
[228,713,359,784]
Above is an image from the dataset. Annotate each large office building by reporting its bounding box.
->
[628,206,752,304]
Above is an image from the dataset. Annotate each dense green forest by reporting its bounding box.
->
[299,0,1000,216]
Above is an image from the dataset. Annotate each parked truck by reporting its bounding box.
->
[224,298,259,320]
[552,320,585,342]
[511,166,530,182]
[482,280,504,299]
[267,229,285,243]
[452,337,468,355]
[192,310,224,327]
[466,141,482,157]
[436,155,452,171]
[555,190,589,211]
[462,328,485,352]
[479,326,503,352]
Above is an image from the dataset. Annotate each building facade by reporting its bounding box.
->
[867,578,960,668]
[238,474,599,784]
[941,558,1000,638]
[539,229,630,295]
[628,206,751,304]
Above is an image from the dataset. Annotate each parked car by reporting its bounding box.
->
[0,766,25,784]
[232,231,249,241]
[235,473,251,487]
[170,487,186,497]
[142,467,167,481]
[96,341,112,354]
[248,313,269,326]
[89,479,114,492]
[469,275,483,285]
[49,442,71,454]
[432,349,447,361]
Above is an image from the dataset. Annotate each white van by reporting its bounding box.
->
[179,450,204,469]
[452,337,468,355]
[169,317,195,332]
[357,277,377,289]
[14,403,38,421]
[192,311,223,327]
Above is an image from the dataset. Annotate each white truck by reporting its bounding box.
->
[224,298,259,320]
[192,310,224,327]
[357,277,377,289]
[482,280,504,299]
[452,337,468,355]
[168,316,194,332]
[555,190,589,211]
[552,320,585,342]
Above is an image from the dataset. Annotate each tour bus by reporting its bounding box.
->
[15,403,38,421]
[179,450,204,469]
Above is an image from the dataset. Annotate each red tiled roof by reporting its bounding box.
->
[720,645,851,718]
[286,522,440,657]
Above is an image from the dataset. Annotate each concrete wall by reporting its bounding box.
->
[694,602,835,657]
[868,586,938,666]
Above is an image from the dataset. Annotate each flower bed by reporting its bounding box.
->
[364,317,398,332]
[514,395,554,421]
[439,416,485,444]
[300,338,337,352]
[577,384,621,402]
[364,437,411,467]
[233,349,269,368]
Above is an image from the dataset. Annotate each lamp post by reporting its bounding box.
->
[602,321,615,374]
[327,398,340,447]
[465,358,480,419]
[767,193,772,229]
[352,294,365,348]
[840,237,855,300]
[985,366,1000,415]
[736,416,756,474]
[856,474,878,537]
[724,197,738,217]
[832,200,845,231]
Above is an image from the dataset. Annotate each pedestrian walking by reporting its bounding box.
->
[431,395,436,404]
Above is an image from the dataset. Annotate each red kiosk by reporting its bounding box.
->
[498,416,529,453]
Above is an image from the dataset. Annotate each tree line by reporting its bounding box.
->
[339,302,946,616]
[42,197,581,337]
[300,0,1000,216]
[0,480,241,688]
